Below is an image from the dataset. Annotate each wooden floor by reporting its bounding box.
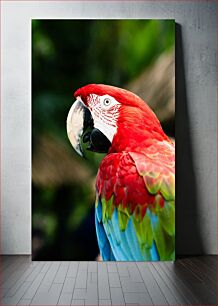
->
[0,256,217,305]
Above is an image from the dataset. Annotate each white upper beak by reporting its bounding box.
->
[66,99,86,156]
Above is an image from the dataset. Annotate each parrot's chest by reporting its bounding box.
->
[96,152,155,211]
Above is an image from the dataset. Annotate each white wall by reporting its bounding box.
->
[1,1,217,254]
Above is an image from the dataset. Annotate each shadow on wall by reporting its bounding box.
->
[175,24,205,255]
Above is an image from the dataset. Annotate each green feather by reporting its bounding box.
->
[158,201,175,236]
[143,173,161,194]
[101,198,107,223]
[150,209,175,260]
[133,209,153,253]
[107,196,114,219]
[101,196,115,223]
[160,175,175,201]
[117,205,130,231]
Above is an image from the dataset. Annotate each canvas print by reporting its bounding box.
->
[32,20,175,261]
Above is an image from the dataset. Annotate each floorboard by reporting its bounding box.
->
[0,255,217,305]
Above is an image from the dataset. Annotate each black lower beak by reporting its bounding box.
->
[84,128,111,153]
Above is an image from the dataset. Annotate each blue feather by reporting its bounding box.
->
[125,219,147,261]
[147,208,160,261]
[95,198,115,261]
[95,197,161,261]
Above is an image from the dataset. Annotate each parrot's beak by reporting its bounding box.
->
[67,98,93,156]
[67,98,112,156]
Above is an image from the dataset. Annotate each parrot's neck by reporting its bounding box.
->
[109,108,169,153]
[110,129,167,153]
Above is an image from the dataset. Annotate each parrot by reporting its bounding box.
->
[66,84,175,261]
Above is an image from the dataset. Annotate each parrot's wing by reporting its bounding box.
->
[96,141,175,261]
[129,142,175,261]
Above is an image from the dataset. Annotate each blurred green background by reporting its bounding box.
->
[32,20,175,260]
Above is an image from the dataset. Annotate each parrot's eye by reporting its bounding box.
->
[99,94,120,110]
[103,98,111,106]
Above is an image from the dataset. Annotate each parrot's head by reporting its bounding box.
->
[67,84,166,156]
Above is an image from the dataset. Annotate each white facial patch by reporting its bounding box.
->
[93,121,116,143]
[88,94,121,143]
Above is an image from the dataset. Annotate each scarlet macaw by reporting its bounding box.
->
[67,84,175,261]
